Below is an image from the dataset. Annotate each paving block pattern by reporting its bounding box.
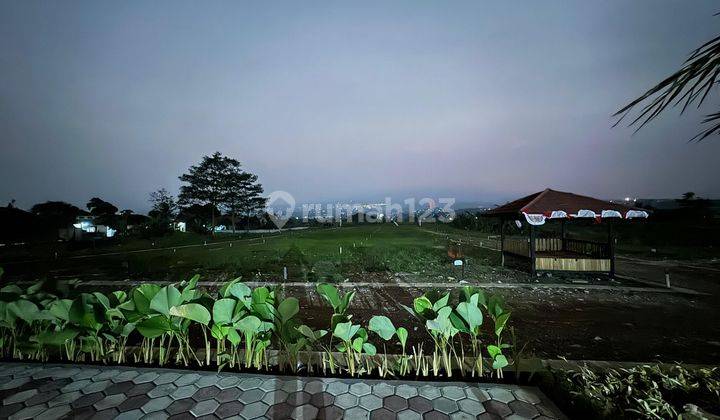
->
[0,363,564,419]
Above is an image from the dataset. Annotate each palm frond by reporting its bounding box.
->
[613,34,720,141]
[690,111,720,142]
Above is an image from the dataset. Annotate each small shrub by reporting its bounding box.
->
[546,363,720,419]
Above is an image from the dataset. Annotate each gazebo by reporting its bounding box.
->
[483,189,649,277]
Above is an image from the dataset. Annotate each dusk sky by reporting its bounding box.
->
[2,1,720,212]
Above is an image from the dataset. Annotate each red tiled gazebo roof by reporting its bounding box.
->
[484,189,648,224]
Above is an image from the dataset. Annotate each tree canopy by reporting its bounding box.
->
[178,152,265,232]
[30,201,83,228]
[86,197,118,216]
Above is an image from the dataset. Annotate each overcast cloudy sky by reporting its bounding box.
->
[1,1,719,212]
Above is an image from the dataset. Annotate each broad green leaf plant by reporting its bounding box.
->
[0,269,516,380]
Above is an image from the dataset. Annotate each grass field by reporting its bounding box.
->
[1,224,502,283]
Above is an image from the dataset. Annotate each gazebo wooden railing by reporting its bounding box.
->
[502,237,610,259]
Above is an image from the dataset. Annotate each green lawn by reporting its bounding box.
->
[1,224,501,283]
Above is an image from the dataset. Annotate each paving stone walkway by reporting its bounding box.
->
[0,363,564,419]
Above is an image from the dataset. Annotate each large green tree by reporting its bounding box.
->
[149,188,177,220]
[30,201,82,228]
[148,188,178,235]
[224,171,266,233]
[86,197,119,227]
[178,152,265,233]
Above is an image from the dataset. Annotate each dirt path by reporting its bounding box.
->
[617,256,720,294]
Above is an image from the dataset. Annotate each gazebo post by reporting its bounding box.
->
[608,221,615,279]
[529,223,536,276]
[560,219,566,251]
[499,217,505,267]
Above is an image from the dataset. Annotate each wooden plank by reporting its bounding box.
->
[535,257,610,272]
[503,237,530,257]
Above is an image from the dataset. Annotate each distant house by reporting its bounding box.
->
[174,222,186,232]
[59,215,116,240]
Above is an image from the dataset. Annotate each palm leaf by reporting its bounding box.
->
[614,33,720,141]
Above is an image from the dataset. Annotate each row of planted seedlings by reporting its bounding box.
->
[0,273,515,380]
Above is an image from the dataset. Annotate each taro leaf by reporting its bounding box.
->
[121,322,135,337]
[460,286,475,303]
[150,285,182,316]
[456,300,483,331]
[298,325,326,341]
[235,315,262,336]
[297,325,315,340]
[213,298,236,325]
[183,274,200,292]
[48,299,73,321]
[111,291,127,304]
[222,278,248,299]
[7,299,38,324]
[136,315,175,338]
[26,281,44,295]
[494,312,511,337]
[363,342,377,356]
[106,307,125,321]
[487,295,505,318]
[68,296,96,328]
[259,321,274,333]
[169,303,211,325]
[412,296,433,318]
[180,286,196,304]
[396,327,408,348]
[117,299,135,312]
[93,292,110,310]
[352,336,363,352]
[492,354,508,369]
[432,293,450,312]
[35,310,57,322]
[333,321,360,342]
[476,290,487,307]
[211,324,230,340]
[252,287,271,304]
[180,274,201,303]
[227,328,241,346]
[450,311,470,334]
[252,301,276,322]
[277,298,299,322]
[132,284,161,315]
[330,313,349,330]
[426,307,457,338]
[218,278,236,297]
[316,283,340,310]
[231,301,247,323]
[487,344,502,359]
[36,329,78,346]
[369,315,396,341]
[0,284,22,295]
[340,290,355,314]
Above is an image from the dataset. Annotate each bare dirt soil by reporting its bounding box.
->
[275,258,720,365]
